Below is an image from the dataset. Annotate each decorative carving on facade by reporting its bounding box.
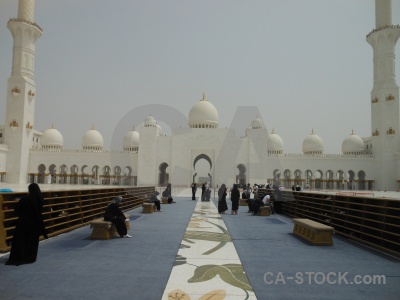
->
[11,87,20,97]
[386,94,395,101]
[386,128,395,135]
[27,90,35,100]
[372,129,379,136]
[371,97,379,103]
[10,120,19,128]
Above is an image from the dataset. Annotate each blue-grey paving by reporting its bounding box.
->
[220,201,400,300]
[0,195,399,300]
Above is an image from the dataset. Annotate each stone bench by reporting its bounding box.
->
[293,218,334,246]
[239,199,248,206]
[90,214,130,240]
[161,197,169,204]
[259,206,271,216]
[142,202,156,213]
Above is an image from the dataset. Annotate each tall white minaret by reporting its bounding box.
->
[366,0,400,190]
[4,0,42,183]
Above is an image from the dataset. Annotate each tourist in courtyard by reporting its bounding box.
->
[218,184,228,214]
[104,196,131,238]
[149,190,162,212]
[252,194,265,215]
[6,183,48,266]
[191,183,197,200]
[241,189,248,200]
[205,182,211,201]
[162,183,175,203]
[262,194,275,214]
[201,182,206,201]
[253,193,274,215]
[230,184,240,214]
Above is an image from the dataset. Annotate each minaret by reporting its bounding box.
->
[4,0,42,183]
[367,0,400,190]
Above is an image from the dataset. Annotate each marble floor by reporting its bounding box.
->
[162,199,257,300]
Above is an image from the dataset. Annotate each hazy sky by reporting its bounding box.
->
[1,0,399,153]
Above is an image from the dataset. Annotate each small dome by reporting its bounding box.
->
[250,117,264,129]
[342,131,364,154]
[302,130,324,155]
[188,94,219,128]
[123,128,139,152]
[267,129,284,154]
[144,115,157,127]
[82,126,103,151]
[41,125,63,150]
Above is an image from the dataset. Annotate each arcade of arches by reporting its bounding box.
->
[29,164,137,186]
[28,163,374,191]
[269,169,374,190]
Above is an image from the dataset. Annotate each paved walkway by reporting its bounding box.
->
[1,188,399,300]
[162,199,256,299]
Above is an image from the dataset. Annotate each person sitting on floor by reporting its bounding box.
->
[104,196,131,238]
[149,191,162,212]
[162,183,175,203]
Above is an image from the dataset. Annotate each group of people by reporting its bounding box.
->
[106,183,176,238]
[6,181,276,266]
[245,193,275,215]
[5,182,177,266]
[217,184,241,214]
[215,183,276,216]
[147,183,175,211]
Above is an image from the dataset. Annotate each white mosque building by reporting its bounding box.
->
[1,0,400,191]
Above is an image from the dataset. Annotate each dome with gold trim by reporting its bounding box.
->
[342,130,364,155]
[41,124,63,151]
[82,126,103,151]
[123,128,139,152]
[267,129,284,154]
[188,94,219,128]
[302,130,324,155]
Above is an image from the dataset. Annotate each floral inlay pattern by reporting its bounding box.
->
[162,199,257,299]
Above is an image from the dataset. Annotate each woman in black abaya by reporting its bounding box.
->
[6,183,48,266]
[230,184,240,215]
[217,184,228,214]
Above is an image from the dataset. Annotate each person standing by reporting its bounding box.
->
[230,184,240,215]
[205,182,211,201]
[104,196,131,238]
[201,182,206,201]
[6,183,48,266]
[218,184,228,214]
[191,183,197,200]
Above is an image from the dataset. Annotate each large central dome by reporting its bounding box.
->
[188,94,219,128]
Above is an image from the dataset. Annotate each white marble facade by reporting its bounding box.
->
[1,0,400,191]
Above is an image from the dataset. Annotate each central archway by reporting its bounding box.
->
[159,162,169,186]
[193,154,212,187]
[236,164,246,186]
